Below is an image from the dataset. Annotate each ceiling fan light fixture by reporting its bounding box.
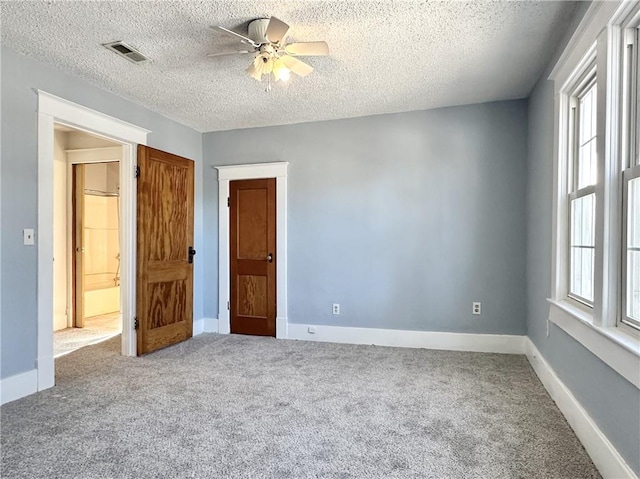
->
[245,61,263,81]
[251,52,274,77]
[211,16,328,85]
[272,59,290,81]
[277,68,290,82]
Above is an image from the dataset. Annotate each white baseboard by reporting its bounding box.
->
[276,316,288,339]
[193,318,203,335]
[287,323,526,354]
[1,369,38,405]
[37,354,55,391]
[193,317,218,336]
[217,313,231,334]
[525,338,637,479]
[203,317,218,333]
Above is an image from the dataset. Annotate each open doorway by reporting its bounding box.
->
[53,125,123,357]
[37,90,148,393]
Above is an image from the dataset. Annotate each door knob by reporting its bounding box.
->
[267,253,273,263]
[76,247,85,253]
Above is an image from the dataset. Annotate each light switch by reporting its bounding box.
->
[23,229,35,245]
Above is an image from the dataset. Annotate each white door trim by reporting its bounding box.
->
[37,91,149,392]
[215,162,288,338]
[66,146,123,164]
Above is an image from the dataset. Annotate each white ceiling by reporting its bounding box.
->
[1,1,576,133]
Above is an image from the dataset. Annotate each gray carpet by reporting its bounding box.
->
[1,334,600,478]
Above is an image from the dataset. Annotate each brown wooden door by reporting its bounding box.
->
[72,164,86,328]
[136,146,194,355]
[230,178,276,336]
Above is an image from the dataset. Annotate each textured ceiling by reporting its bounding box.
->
[1,1,576,133]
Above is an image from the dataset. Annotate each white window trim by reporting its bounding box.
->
[620,13,640,331]
[549,1,640,387]
[548,299,640,388]
[215,162,288,338]
[551,42,598,314]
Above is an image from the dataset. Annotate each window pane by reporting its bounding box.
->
[627,177,640,321]
[578,84,597,189]
[570,193,595,303]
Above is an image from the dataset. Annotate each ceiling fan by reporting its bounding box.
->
[208,17,329,83]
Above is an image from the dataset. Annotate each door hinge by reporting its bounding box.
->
[227,301,230,310]
[227,197,230,207]
[134,317,139,329]
[134,166,140,178]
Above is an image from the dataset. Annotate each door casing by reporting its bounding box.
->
[37,91,149,393]
[72,163,86,329]
[215,163,288,338]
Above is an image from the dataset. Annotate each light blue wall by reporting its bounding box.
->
[2,11,637,475]
[203,101,528,334]
[525,3,640,473]
[0,47,204,379]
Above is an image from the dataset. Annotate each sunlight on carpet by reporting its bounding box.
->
[53,313,121,357]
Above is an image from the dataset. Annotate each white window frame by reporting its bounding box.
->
[567,68,598,308]
[621,19,640,331]
[549,0,640,389]
[622,168,640,330]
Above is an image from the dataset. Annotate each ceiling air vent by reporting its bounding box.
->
[102,41,150,64]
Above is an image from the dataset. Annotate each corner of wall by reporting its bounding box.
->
[524,338,638,479]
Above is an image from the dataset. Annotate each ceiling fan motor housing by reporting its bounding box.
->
[248,18,272,44]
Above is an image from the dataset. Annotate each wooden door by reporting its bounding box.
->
[136,146,194,355]
[72,164,86,328]
[230,178,276,336]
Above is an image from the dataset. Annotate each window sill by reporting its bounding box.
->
[547,299,640,389]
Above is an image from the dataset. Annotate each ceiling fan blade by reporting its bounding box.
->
[207,50,251,58]
[211,26,258,47]
[265,17,290,43]
[285,41,329,56]
[279,55,313,77]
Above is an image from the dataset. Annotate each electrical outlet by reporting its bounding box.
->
[332,303,340,315]
[472,302,481,315]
